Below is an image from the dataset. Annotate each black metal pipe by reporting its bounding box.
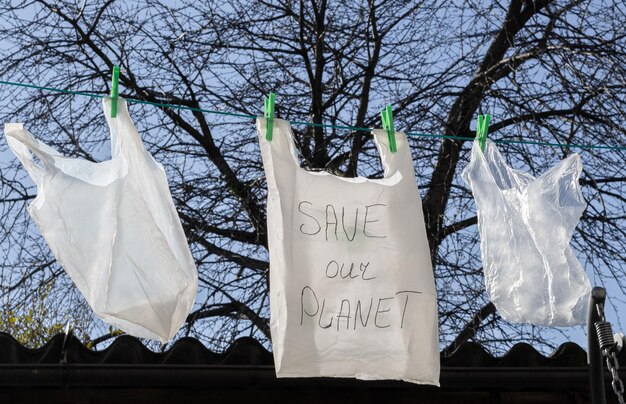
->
[588,286,607,404]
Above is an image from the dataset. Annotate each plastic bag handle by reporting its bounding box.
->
[371,129,416,181]
[257,117,301,169]
[4,124,57,185]
[259,118,415,181]
[102,97,151,160]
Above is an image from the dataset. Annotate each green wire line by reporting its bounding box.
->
[1,79,625,151]
[126,98,257,120]
[493,138,624,150]
[0,80,107,99]
[288,120,371,132]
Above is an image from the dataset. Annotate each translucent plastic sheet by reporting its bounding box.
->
[462,140,590,326]
[4,98,198,342]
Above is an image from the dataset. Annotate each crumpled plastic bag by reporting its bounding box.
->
[4,97,198,342]
[462,139,590,326]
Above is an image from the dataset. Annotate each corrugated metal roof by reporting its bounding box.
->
[0,332,594,367]
[0,331,624,400]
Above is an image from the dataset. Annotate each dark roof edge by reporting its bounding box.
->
[0,364,599,390]
[1,332,626,391]
[0,332,599,367]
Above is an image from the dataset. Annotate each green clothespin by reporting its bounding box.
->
[110,65,120,118]
[380,105,397,153]
[264,92,276,141]
[477,113,491,152]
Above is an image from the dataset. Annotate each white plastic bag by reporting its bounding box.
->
[462,139,590,326]
[258,118,439,385]
[4,98,198,342]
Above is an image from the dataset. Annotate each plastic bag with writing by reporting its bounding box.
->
[462,139,590,326]
[4,98,198,342]
[258,118,439,385]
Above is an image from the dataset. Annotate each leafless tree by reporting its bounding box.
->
[0,0,625,353]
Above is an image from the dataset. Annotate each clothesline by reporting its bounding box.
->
[1,79,625,151]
